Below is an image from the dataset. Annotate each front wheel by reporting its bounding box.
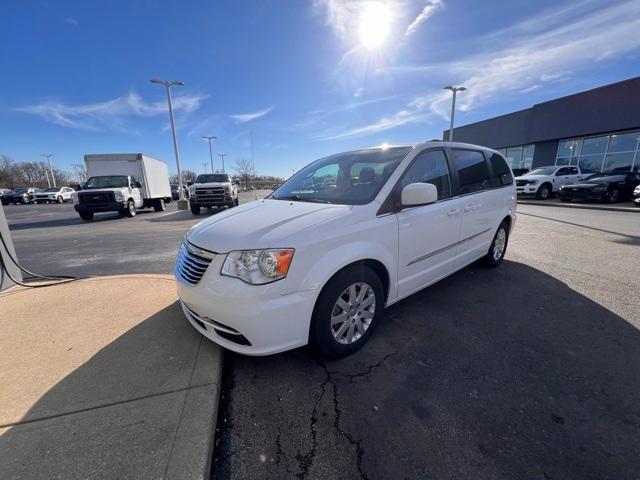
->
[57,196,64,204]
[310,265,383,359]
[536,184,551,200]
[234,197,239,206]
[79,211,94,221]
[190,204,201,215]
[605,189,620,203]
[125,200,137,217]
[483,221,510,267]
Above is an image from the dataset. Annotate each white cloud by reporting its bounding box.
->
[230,107,273,123]
[65,17,79,26]
[16,92,208,130]
[320,0,640,140]
[405,0,442,36]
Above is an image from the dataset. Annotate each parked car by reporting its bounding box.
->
[175,141,516,358]
[33,186,75,203]
[1,187,41,205]
[188,173,240,214]
[559,171,640,203]
[514,166,587,199]
[633,184,640,207]
[170,184,189,200]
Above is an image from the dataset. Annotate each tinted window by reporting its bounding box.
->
[450,149,490,194]
[556,167,571,175]
[487,152,513,186]
[195,174,231,183]
[568,167,579,175]
[400,149,452,200]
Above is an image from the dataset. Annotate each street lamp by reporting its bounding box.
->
[201,162,208,173]
[443,86,466,141]
[218,153,226,173]
[150,78,187,207]
[202,135,216,173]
[41,154,56,187]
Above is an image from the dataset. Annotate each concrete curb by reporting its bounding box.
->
[517,199,639,213]
[0,274,223,480]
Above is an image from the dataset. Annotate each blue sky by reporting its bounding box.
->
[2,0,640,178]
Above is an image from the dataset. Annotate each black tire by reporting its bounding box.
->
[234,197,239,206]
[536,184,551,200]
[125,200,137,217]
[605,189,620,204]
[57,196,64,204]
[190,204,201,215]
[310,265,384,359]
[154,199,166,212]
[483,220,510,267]
[79,211,94,221]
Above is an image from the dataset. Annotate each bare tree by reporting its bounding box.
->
[234,158,255,189]
[72,164,88,184]
[169,169,197,185]
[0,155,18,189]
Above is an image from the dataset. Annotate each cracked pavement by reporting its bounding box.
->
[213,205,640,480]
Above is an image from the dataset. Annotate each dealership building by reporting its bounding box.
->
[443,76,640,174]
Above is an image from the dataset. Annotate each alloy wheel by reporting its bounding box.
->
[493,228,507,262]
[330,282,376,345]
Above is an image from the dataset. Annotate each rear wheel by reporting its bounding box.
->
[536,184,551,200]
[605,188,620,203]
[154,199,166,212]
[483,221,510,267]
[234,197,239,206]
[190,204,201,215]
[79,211,94,221]
[310,265,383,359]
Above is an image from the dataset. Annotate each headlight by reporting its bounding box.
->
[221,249,294,285]
[529,180,538,185]
[114,191,125,201]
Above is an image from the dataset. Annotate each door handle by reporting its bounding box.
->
[447,208,460,216]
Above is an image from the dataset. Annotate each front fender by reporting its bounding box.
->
[287,240,398,306]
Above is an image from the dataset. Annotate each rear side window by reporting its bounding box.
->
[450,149,491,194]
[487,152,513,186]
[400,149,452,200]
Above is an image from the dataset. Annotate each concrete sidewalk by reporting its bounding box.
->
[518,197,638,212]
[0,275,222,480]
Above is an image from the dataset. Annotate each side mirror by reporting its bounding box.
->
[401,183,438,207]
[134,181,142,188]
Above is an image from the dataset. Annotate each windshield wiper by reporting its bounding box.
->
[273,194,332,204]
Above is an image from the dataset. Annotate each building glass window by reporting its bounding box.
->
[522,145,535,169]
[556,130,640,173]
[505,146,523,169]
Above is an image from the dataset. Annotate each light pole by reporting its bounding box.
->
[443,86,466,141]
[218,153,226,172]
[202,135,216,174]
[201,162,208,173]
[41,154,56,187]
[151,78,187,208]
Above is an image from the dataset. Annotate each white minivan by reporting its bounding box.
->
[176,141,516,358]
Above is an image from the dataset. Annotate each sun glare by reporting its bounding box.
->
[359,2,391,49]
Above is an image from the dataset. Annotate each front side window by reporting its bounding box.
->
[450,149,490,194]
[400,149,452,200]
[272,147,411,205]
[487,152,513,186]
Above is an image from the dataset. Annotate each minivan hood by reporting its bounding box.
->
[187,199,352,253]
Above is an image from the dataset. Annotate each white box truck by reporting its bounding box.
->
[73,154,172,221]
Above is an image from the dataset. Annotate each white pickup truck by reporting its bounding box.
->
[73,154,172,221]
[188,173,239,215]
[514,165,588,200]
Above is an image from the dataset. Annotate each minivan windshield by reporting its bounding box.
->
[195,174,230,183]
[271,147,412,205]
[525,167,556,176]
[83,176,129,189]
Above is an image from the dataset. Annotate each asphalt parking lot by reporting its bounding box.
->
[4,201,640,480]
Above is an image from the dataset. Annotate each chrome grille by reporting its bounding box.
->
[175,241,215,285]
[194,187,230,203]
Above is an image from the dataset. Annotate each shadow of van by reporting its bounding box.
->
[214,260,640,480]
